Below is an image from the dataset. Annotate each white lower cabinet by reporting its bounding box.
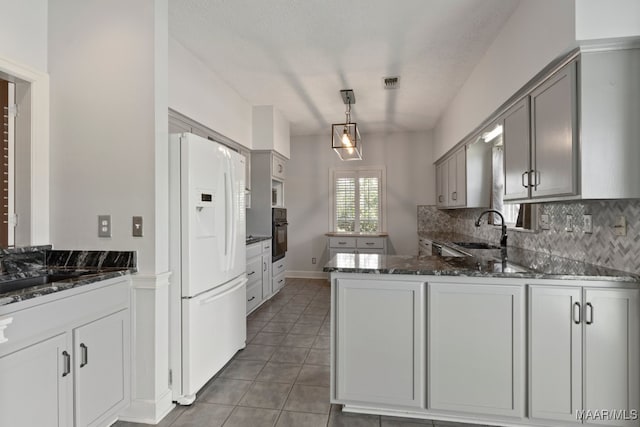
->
[0,277,131,427]
[428,283,525,418]
[0,333,71,427]
[74,310,129,427]
[529,285,639,426]
[334,278,425,408]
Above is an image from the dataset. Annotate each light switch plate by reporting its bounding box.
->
[98,215,111,238]
[583,214,593,234]
[132,216,143,237]
[614,216,627,236]
[540,214,550,230]
[565,214,573,232]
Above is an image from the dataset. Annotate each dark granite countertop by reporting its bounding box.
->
[324,232,640,283]
[0,268,134,307]
[0,247,136,307]
[246,235,271,245]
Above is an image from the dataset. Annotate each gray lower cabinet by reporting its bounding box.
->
[333,278,425,408]
[246,239,272,315]
[529,285,640,426]
[428,283,525,418]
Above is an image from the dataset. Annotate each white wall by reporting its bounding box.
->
[575,0,640,41]
[49,0,161,274]
[287,132,434,276]
[434,0,576,160]
[169,37,253,148]
[0,0,48,72]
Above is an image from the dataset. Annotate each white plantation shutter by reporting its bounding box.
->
[333,170,382,233]
[335,175,356,232]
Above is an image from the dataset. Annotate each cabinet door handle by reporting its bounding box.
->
[80,343,88,368]
[438,195,442,203]
[451,191,457,201]
[573,302,581,324]
[365,242,375,246]
[62,351,71,377]
[277,264,283,269]
[338,241,347,245]
[263,261,267,272]
[247,271,255,276]
[531,169,540,189]
[248,296,256,302]
[521,171,529,188]
[585,302,593,325]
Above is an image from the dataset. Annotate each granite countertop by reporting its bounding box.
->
[0,268,134,307]
[325,232,389,237]
[324,232,640,283]
[0,248,137,307]
[246,235,272,245]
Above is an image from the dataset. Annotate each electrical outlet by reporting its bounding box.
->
[132,216,143,237]
[311,257,317,265]
[565,214,573,232]
[98,215,111,238]
[614,216,627,236]
[540,214,550,230]
[583,214,593,234]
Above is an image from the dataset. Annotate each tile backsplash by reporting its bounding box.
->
[418,200,640,274]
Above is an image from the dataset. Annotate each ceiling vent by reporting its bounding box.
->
[382,76,400,90]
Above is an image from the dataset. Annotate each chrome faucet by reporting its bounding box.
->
[475,209,508,248]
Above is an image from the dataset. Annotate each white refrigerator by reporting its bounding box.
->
[169,132,247,405]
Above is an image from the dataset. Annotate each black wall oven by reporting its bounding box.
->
[272,208,287,262]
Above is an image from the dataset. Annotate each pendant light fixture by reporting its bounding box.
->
[332,89,362,161]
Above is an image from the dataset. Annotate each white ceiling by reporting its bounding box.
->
[169,0,521,136]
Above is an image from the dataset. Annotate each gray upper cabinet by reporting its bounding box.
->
[530,62,578,199]
[445,46,640,204]
[436,163,447,207]
[435,142,490,209]
[502,98,531,201]
[502,61,578,202]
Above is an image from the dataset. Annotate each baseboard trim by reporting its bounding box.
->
[118,388,175,424]
[286,270,329,280]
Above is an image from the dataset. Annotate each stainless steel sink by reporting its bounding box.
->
[487,259,529,273]
[453,241,501,250]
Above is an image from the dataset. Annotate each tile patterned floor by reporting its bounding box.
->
[114,278,489,427]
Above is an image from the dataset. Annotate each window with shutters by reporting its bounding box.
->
[330,168,385,233]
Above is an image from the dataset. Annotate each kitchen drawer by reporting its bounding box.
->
[272,273,286,294]
[356,248,385,255]
[246,282,261,314]
[246,242,262,259]
[272,258,286,277]
[329,237,356,248]
[261,239,272,254]
[356,237,385,249]
[246,257,262,285]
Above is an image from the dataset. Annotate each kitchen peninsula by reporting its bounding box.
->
[324,244,639,426]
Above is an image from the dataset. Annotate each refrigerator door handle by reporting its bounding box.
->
[198,278,247,306]
[224,172,230,257]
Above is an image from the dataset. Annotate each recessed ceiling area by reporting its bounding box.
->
[169,0,521,136]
